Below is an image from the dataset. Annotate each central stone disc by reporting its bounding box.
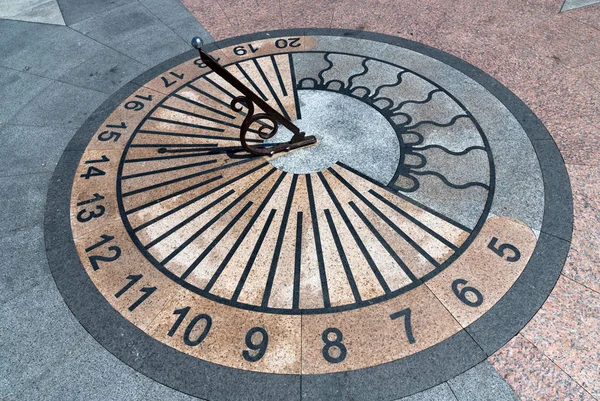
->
[266,90,401,185]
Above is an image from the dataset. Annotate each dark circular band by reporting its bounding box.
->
[45,28,572,400]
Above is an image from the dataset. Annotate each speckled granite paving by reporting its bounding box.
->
[0,0,598,400]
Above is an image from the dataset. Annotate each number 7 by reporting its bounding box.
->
[390,308,415,344]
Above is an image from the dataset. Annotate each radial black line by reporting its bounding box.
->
[270,55,288,97]
[144,190,235,249]
[369,189,459,251]
[159,104,248,129]
[323,208,362,303]
[121,160,218,180]
[171,93,236,119]
[292,211,303,310]
[317,172,391,294]
[252,58,291,121]
[156,146,255,157]
[337,162,473,233]
[137,129,263,144]
[180,201,254,280]
[306,174,330,308]
[146,117,224,132]
[203,75,237,100]
[203,171,287,293]
[186,83,235,109]
[154,105,267,137]
[328,167,441,270]
[123,156,256,197]
[235,63,268,101]
[122,163,227,197]
[160,168,277,265]
[289,53,301,120]
[129,143,218,148]
[185,82,270,131]
[123,151,217,164]
[127,174,223,218]
[231,209,277,303]
[127,160,265,220]
[262,174,298,308]
[348,201,418,283]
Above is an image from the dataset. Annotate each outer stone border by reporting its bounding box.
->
[44,29,572,401]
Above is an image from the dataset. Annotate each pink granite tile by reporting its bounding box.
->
[521,275,600,398]
[503,15,600,69]
[435,0,559,40]
[327,0,558,81]
[554,128,600,167]
[280,0,339,28]
[327,0,492,56]
[214,0,284,36]
[489,334,595,401]
[476,22,599,93]
[562,2,600,31]
[579,62,600,93]
[502,0,563,26]
[562,165,600,292]
[520,66,600,167]
[477,39,600,166]
[181,0,236,40]
[416,0,561,65]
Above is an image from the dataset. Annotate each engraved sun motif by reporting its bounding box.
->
[116,50,493,314]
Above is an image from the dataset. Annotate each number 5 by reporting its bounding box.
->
[487,237,520,262]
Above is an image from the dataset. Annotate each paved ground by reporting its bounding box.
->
[0,0,599,400]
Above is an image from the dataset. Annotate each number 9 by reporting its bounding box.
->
[243,327,268,362]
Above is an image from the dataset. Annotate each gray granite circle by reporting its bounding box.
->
[266,90,401,184]
[44,29,572,401]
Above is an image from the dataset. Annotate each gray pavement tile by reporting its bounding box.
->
[561,0,600,11]
[0,225,50,305]
[448,362,519,401]
[11,333,152,401]
[9,80,107,127]
[0,19,105,80]
[0,281,89,398]
[63,81,142,151]
[0,124,76,177]
[138,0,213,44]
[56,0,133,25]
[0,172,50,234]
[397,383,457,401]
[57,46,146,94]
[144,381,205,401]
[0,0,65,26]
[0,67,52,125]
[70,2,191,66]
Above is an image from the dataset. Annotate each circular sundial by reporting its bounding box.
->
[45,29,571,400]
